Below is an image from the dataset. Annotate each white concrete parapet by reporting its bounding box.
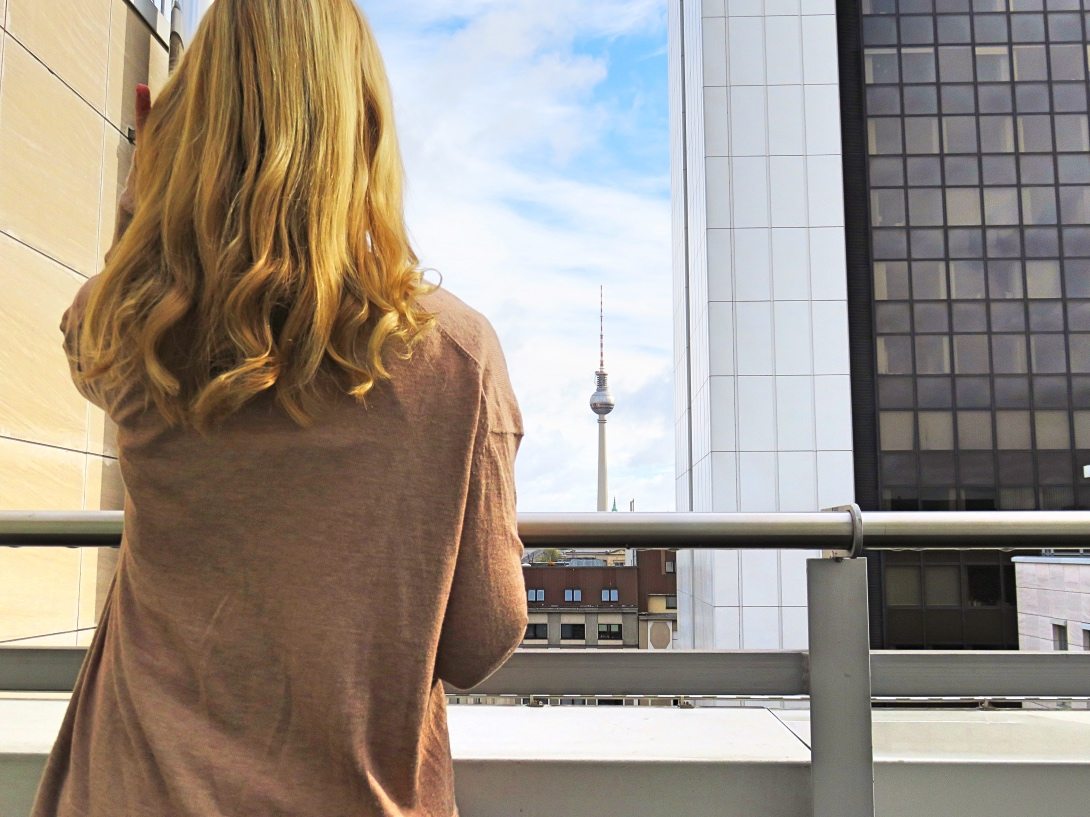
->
[4,698,1090,817]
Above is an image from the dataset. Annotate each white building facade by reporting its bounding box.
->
[670,0,857,649]
[1013,555,1090,652]
[181,0,216,43]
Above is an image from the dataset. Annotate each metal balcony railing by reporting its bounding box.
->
[3,507,1090,817]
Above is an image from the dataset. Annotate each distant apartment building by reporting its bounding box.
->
[670,0,1090,650]
[0,0,178,646]
[522,549,678,650]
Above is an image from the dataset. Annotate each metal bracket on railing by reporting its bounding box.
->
[823,503,864,559]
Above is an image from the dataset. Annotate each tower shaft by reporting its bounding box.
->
[597,417,608,512]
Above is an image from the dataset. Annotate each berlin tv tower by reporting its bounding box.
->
[589,287,615,512]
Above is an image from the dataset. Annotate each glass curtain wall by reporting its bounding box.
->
[862,0,1090,514]
[852,0,1090,646]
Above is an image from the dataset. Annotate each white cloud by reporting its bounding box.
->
[363,0,674,512]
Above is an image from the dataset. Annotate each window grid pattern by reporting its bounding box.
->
[861,0,1090,511]
[598,623,623,641]
[525,623,548,640]
[882,550,1020,645]
[561,623,586,640]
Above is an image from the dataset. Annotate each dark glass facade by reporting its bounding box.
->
[842,0,1090,646]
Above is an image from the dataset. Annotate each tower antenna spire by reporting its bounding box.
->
[599,285,605,371]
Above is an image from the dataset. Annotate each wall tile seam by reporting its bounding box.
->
[693,14,736,518]
[712,602,810,606]
[687,17,711,429]
[709,296,847,303]
[0,229,95,282]
[675,3,698,504]
[691,449,714,470]
[716,82,839,87]
[705,151,842,158]
[793,12,822,491]
[73,543,89,642]
[725,13,835,19]
[724,18,776,515]
[93,118,111,296]
[716,446,845,457]
[82,398,93,476]
[80,445,89,513]
[95,0,118,267]
[753,16,797,533]
[2,30,132,143]
[1,432,119,461]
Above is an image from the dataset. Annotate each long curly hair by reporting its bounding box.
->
[76,0,438,435]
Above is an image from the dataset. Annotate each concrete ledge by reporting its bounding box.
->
[4,699,1090,817]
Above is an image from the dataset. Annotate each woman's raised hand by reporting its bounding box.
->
[135,83,152,136]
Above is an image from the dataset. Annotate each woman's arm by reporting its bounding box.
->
[434,419,528,691]
[434,327,528,691]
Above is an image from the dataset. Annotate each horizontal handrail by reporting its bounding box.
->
[4,646,1089,698]
[3,509,1090,551]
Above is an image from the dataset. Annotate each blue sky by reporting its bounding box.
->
[361,0,673,512]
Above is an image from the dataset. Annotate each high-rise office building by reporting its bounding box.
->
[670,0,1088,649]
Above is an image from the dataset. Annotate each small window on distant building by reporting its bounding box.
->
[966,565,1001,607]
[524,623,548,640]
[598,623,622,640]
[886,565,922,606]
[1084,629,1090,652]
[666,595,677,609]
[564,588,583,602]
[1053,623,1068,651]
[924,565,960,607]
[574,588,582,601]
[601,588,618,602]
[666,559,675,574]
[527,588,544,602]
[561,623,586,639]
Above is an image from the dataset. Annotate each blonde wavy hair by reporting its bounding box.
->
[77,0,438,435]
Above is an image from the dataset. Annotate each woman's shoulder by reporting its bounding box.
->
[416,284,506,374]
[416,284,522,435]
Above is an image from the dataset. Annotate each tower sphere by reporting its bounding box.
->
[590,371,615,415]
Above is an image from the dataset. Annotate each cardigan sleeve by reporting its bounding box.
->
[434,325,528,691]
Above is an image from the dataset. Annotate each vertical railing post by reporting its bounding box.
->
[807,555,875,817]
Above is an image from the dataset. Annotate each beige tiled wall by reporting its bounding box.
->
[0,0,169,647]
